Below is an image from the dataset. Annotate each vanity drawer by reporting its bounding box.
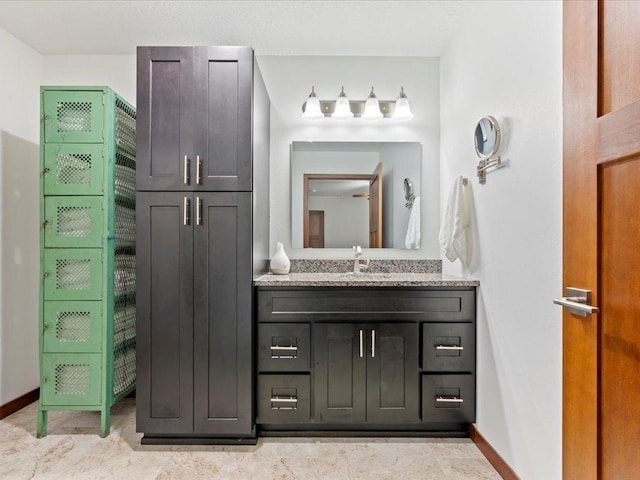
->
[258,323,310,372]
[421,374,475,423]
[422,323,475,372]
[258,288,475,322]
[256,374,311,424]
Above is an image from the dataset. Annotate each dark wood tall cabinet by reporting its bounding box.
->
[136,46,269,443]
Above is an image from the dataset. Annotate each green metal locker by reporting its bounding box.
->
[38,87,136,437]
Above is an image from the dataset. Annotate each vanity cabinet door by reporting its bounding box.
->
[137,47,195,191]
[366,323,420,423]
[193,192,253,435]
[136,192,194,433]
[314,323,367,423]
[193,47,253,192]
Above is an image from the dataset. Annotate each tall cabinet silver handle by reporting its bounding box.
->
[196,197,202,226]
[196,155,202,185]
[183,197,190,226]
[183,156,190,185]
[359,329,364,358]
[371,329,376,358]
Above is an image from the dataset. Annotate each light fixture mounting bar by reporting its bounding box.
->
[302,100,397,118]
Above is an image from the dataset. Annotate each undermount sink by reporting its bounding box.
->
[335,272,393,279]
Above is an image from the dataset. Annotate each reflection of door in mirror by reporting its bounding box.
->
[308,210,325,248]
[369,163,382,248]
[303,169,380,248]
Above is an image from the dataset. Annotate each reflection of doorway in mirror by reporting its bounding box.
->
[303,165,381,248]
[308,210,325,248]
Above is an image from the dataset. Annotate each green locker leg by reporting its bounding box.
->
[100,407,110,437]
[37,409,48,438]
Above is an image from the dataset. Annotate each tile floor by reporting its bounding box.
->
[1,399,502,479]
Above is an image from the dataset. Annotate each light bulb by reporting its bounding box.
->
[392,87,413,120]
[362,87,383,120]
[331,86,354,119]
[302,86,324,120]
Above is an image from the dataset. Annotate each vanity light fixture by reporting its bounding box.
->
[301,86,414,120]
[362,87,383,120]
[331,86,354,119]
[391,87,413,120]
[301,86,324,120]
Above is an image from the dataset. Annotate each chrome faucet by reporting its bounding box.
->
[353,245,369,273]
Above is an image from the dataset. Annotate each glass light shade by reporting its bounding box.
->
[331,87,353,119]
[392,87,414,120]
[302,96,323,119]
[302,86,324,120]
[362,87,383,120]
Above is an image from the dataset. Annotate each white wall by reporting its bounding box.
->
[0,27,43,404]
[0,48,137,404]
[440,2,562,479]
[43,55,137,106]
[259,56,440,259]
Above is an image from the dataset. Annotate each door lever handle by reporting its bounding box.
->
[553,287,598,316]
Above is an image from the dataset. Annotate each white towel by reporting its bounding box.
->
[405,196,421,249]
[439,176,470,267]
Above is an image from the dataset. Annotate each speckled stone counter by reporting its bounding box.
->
[253,272,479,287]
[287,259,442,274]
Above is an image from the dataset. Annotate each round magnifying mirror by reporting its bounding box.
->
[474,116,501,160]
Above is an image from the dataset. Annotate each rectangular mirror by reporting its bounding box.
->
[291,141,422,249]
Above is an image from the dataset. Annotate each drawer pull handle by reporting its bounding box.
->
[270,345,298,359]
[271,396,298,410]
[436,396,464,403]
[270,397,298,403]
[436,345,464,351]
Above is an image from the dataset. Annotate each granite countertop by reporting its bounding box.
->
[253,272,479,287]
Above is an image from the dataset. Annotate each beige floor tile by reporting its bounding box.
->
[0,401,502,479]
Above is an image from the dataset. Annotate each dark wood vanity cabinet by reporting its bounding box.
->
[136,46,270,443]
[256,287,476,434]
[314,323,419,424]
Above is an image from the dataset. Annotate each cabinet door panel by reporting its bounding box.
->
[193,192,253,435]
[194,47,253,191]
[137,47,194,191]
[367,323,420,423]
[314,323,366,423]
[136,193,194,433]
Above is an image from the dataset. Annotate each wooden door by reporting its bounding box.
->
[369,163,382,247]
[194,46,253,192]
[136,192,194,434]
[136,47,195,191]
[563,2,640,479]
[366,323,420,424]
[314,323,366,423]
[193,192,253,435]
[308,210,325,248]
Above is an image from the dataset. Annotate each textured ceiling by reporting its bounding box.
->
[0,0,480,56]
